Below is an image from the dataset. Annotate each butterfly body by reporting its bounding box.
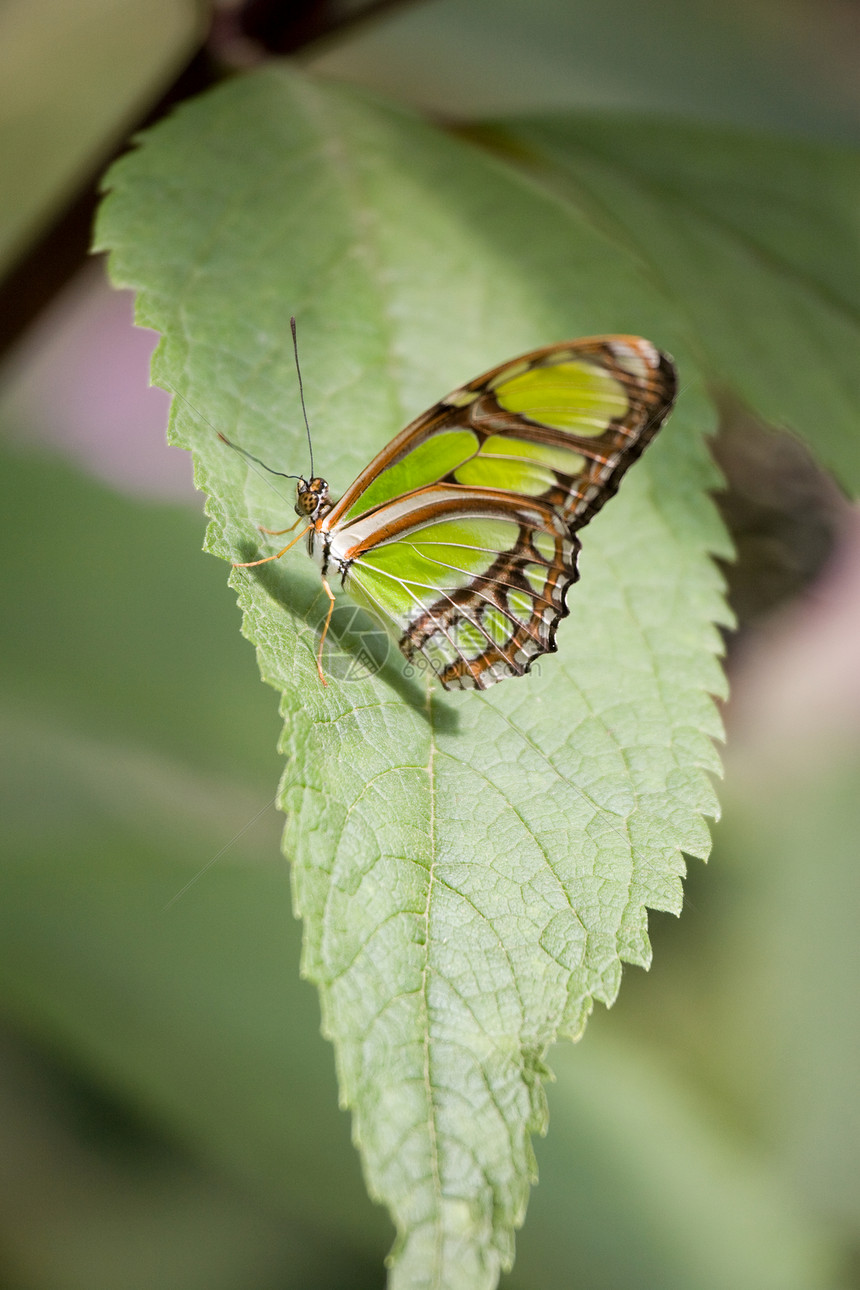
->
[269,335,677,690]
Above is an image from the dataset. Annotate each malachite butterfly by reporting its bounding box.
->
[228,331,677,690]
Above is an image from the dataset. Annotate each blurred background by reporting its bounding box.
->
[1,2,859,1287]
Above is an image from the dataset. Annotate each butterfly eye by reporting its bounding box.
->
[294,481,310,515]
[295,478,331,520]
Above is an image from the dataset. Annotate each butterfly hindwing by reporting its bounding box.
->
[318,336,677,689]
[335,489,577,688]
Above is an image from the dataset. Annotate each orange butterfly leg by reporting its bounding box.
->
[232,524,311,568]
[316,576,335,687]
[258,517,301,536]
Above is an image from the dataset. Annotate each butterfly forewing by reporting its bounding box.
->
[318,336,677,689]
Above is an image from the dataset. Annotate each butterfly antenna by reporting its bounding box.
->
[215,432,300,481]
[290,315,315,478]
[163,382,300,498]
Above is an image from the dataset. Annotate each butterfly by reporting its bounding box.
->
[225,327,677,690]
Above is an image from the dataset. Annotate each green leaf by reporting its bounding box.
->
[0,447,841,1287]
[517,1034,837,1290]
[492,114,860,492]
[95,68,728,1288]
[0,435,280,784]
[708,752,860,1235]
[0,707,383,1257]
[0,444,390,1276]
[0,0,200,276]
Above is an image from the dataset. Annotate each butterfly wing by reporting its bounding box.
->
[328,485,578,688]
[322,336,677,689]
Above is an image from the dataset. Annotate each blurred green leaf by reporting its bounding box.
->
[711,754,860,1232]
[0,707,389,1259]
[495,115,860,490]
[0,1026,368,1290]
[308,0,860,141]
[511,1030,839,1290]
[0,0,201,276]
[0,445,387,1269]
[0,446,280,783]
[95,68,728,1287]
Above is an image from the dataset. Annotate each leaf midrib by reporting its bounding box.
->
[422,680,444,1284]
[300,74,450,1266]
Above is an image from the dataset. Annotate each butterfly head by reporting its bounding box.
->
[295,476,331,522]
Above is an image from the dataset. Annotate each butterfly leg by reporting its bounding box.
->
[232,524,311,567]
[315,576,335,687]
[258,518,301,536]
